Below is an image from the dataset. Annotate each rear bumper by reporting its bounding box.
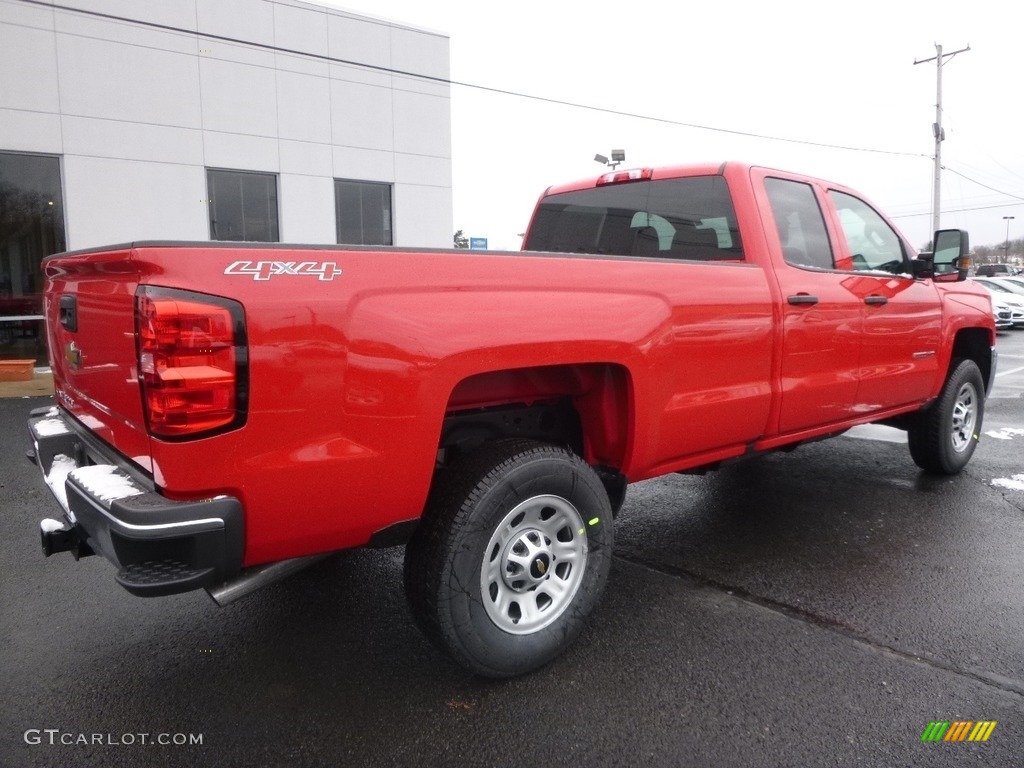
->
[28,406,244,596]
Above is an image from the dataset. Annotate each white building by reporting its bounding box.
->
[0,0,453,362]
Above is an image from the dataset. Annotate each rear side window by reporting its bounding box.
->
[764,177,836,270]
[524,176,743,261]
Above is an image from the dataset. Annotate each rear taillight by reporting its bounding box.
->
[135,287,247,439]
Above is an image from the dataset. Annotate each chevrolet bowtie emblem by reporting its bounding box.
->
[65,341,82,370]
[534,558,547,575]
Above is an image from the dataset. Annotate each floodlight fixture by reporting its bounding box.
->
[594,150,626,170]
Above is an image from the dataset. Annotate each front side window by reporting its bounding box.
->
[207,169,279,242]
[523,176,743,261]
[828,190,908,274]
[335,180,392,246]
[0,151,65,363]
[764,177,835,270]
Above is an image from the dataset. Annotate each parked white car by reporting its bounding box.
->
[972,279,1024,328]
[991,296,1020,330]
[991,296,1015,329]
[979,276,1024,297]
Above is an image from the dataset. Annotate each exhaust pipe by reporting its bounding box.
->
[206,553,331,606]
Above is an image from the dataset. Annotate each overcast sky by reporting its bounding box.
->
[319,0,1023,252]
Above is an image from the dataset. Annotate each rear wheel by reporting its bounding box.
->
[404,440,613,678]
[907,358,985,474]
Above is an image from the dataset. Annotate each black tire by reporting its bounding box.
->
[404,439,614,678]
[907,359,985,475]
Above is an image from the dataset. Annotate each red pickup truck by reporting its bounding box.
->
[28,162,995,677]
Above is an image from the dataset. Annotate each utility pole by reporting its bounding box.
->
[914,43,970,236]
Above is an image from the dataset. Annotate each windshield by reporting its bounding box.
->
[523,176,743,261]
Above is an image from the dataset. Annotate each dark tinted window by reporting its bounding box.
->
[335,179,393,246]
[0,151,65,363]
[524,176,742,260]
[764,177,835,270]
[207,169,279,242]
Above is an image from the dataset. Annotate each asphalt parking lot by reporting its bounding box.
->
[2,331,1023,767]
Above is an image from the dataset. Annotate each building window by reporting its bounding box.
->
[335,179,392,245]
[0,151,65,364]
[207,169,279,242]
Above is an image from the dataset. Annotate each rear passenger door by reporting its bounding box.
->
[759,174,863,433]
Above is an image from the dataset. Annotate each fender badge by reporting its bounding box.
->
[224,260,342,281]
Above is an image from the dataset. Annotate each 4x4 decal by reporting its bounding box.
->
[224,261,342,281]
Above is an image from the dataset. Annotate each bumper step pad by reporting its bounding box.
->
[115,560,216,597]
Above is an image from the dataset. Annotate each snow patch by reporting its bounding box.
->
[845,424,907,443]
[40,518,67,533]
[992,475,1024,492]
[34,418,70,437]
[45,454,78,513]
[984,428,1024,441]
[70,465,144,503]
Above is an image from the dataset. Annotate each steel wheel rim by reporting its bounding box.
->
[480,494,589,635]
[950,381,978,453]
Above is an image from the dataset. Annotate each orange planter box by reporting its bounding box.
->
[0,359,35,382]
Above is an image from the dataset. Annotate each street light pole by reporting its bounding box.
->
[1003,215,1015,262]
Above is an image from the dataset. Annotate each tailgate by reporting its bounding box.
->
[44,247,151,472]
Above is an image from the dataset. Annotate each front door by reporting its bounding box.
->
[826,190,942,409]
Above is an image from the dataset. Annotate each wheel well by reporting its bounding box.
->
[439,399,584,459]
[440,363,632,474]
[951,328,992,388]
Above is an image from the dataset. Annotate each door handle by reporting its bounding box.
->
[864,295,888,306]
[59,295,78,332]
[787,294,819,306]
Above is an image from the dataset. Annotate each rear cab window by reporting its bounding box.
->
[523,175,744,261]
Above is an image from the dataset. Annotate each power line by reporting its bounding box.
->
[942,165,1024,203]
[14,0,930,159]
[889,199,1022,219]
[14,0,1024,210]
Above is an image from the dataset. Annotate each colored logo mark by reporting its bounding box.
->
[921,720,997,742]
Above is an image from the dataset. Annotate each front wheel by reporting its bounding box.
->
[404,440,614,678]
[907,358,985,474]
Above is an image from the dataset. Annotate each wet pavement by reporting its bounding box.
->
[1,332,1022,767]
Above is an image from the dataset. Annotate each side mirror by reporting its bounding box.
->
[911,251,934,279]
[932,229,970,282]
